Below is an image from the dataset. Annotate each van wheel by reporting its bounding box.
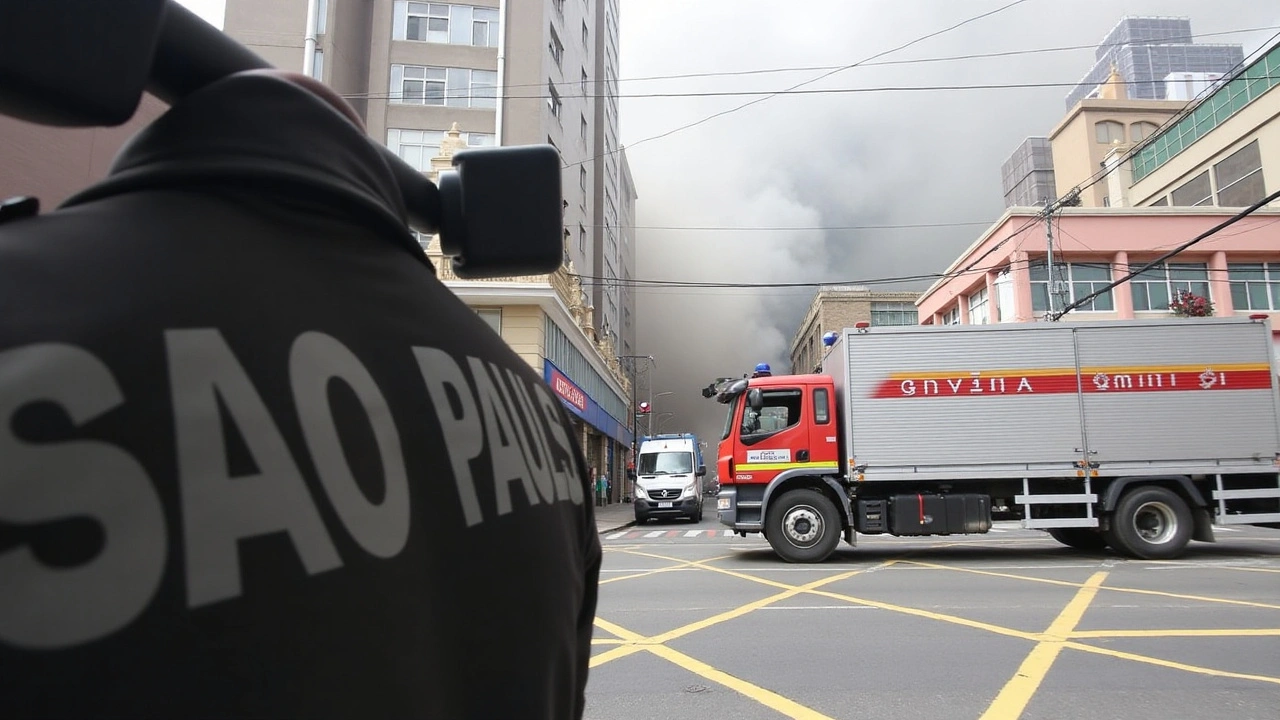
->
[692,503,703,523]
[1103,486,1192,559]
[1047,527,1108,552]
[765,489,841,563]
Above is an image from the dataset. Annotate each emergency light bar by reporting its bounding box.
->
[0,0,562,278]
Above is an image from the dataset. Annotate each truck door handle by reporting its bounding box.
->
[797,450,809,462]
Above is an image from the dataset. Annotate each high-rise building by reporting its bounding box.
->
[1000,137,1057,208]
[1065,17,1243,109]
[224,0,638,485]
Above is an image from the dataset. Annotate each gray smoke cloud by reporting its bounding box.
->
[618,0,1275,458]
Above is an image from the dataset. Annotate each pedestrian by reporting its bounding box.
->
[0,64,599,718]
[595,468,607,507]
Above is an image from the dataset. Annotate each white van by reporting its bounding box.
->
[633,434,706,523]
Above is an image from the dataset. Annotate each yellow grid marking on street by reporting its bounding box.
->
[1065,640,1280,686]
[598,552,735,585]
[980,572,1107,720]
[1071,628,1280,638]
[906,560,1280,610]
[592,544,1280,718]
[648,644,837,720]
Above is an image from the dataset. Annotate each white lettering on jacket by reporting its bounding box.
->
[0,332,584,650]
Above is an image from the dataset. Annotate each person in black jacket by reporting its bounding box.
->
[0,70,600,719]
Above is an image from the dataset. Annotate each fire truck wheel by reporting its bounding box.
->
[1103,485,1192,559]
[1046,527,1109,552]
[765,489,841,563]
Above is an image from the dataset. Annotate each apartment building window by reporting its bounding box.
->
[1130,262,1210,311]
[1095,120,1124,144]
[967,288,990,325]
[390,65,497,109]
[1030,262,1114,312]
[1215,140,1265,207]
[1129,121,1159,142]
[871,301,917,326]
[387,128,495,171]
[549,25,563,68]
[1170,171,1213,207]
[1228,263,1280,311]
[581,68,588,95]
[578,224,586,253]
[580,114,588,144]
[393,2,499,47]
[475,308,502,335]
[547,81,562,119]
[581,20,589,47]
[579,166,587,193]
[941,306,960,325]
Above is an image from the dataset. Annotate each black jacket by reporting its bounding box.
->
[0,73,599,719]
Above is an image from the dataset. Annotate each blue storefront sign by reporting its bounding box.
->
[544,359,632,446]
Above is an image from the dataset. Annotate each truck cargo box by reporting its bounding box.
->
[823,318,1280,483]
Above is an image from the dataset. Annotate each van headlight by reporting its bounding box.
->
[684,483,697,498]
[634,486,648,500]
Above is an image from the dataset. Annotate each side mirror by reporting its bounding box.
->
[696,464,707,477]
[747,388,763,412]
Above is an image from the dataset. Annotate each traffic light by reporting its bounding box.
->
[637,401,650,414]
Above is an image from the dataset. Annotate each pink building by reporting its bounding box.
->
[916,207,1280,359]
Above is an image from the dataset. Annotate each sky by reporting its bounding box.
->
[614,0,1279,454]
[174,0,1279,459]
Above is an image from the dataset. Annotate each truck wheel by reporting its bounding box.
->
[1047,527,1108,552]
[1103,486,1192,559]
[765,489,841,563]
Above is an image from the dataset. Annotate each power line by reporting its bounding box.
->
[608,26,1279,86]
[588,220,992,231]
[559,0,1034,170]
[1050,187,1280,319]
[346,74,1280,103]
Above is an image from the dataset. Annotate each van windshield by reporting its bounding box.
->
[638,451,693,475]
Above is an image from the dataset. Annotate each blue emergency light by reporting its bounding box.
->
[822,331,839,347]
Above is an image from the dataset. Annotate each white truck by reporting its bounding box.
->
[633,433,707,523]
[711,317,1280,562]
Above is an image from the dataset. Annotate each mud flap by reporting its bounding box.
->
[844,528,856,547]
[1193,506,1215,543]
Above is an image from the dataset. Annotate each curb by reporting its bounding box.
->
[598,521,636,535]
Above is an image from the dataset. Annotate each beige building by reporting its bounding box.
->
[224,0,639,486]
[789,286,920,374]
[1048,69,1183,208]
[1117,41,1280,211]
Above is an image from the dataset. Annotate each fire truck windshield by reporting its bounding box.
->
[720,394,740,441]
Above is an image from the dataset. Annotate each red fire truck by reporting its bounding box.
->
[708,317,1280,562]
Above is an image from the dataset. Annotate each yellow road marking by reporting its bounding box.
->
[1071,628,1280,638]
[1066,640,1280,686]
[598,553,735,585]
[980,572,1108,720]
[648,644,837,720]
[907,561,1280,610]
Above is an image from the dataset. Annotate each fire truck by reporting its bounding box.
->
[708,317,1280,562]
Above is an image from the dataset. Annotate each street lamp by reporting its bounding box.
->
[617,354,655,501]
[650,391,675,437]
[656,411,676,433]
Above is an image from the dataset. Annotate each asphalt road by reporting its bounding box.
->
[585,515,1280,720]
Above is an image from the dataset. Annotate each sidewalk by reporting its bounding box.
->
[593,501,637,534]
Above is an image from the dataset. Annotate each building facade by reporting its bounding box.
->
[789,286,921,374]
[224,0,638,488]
[1065,17,1243,109]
